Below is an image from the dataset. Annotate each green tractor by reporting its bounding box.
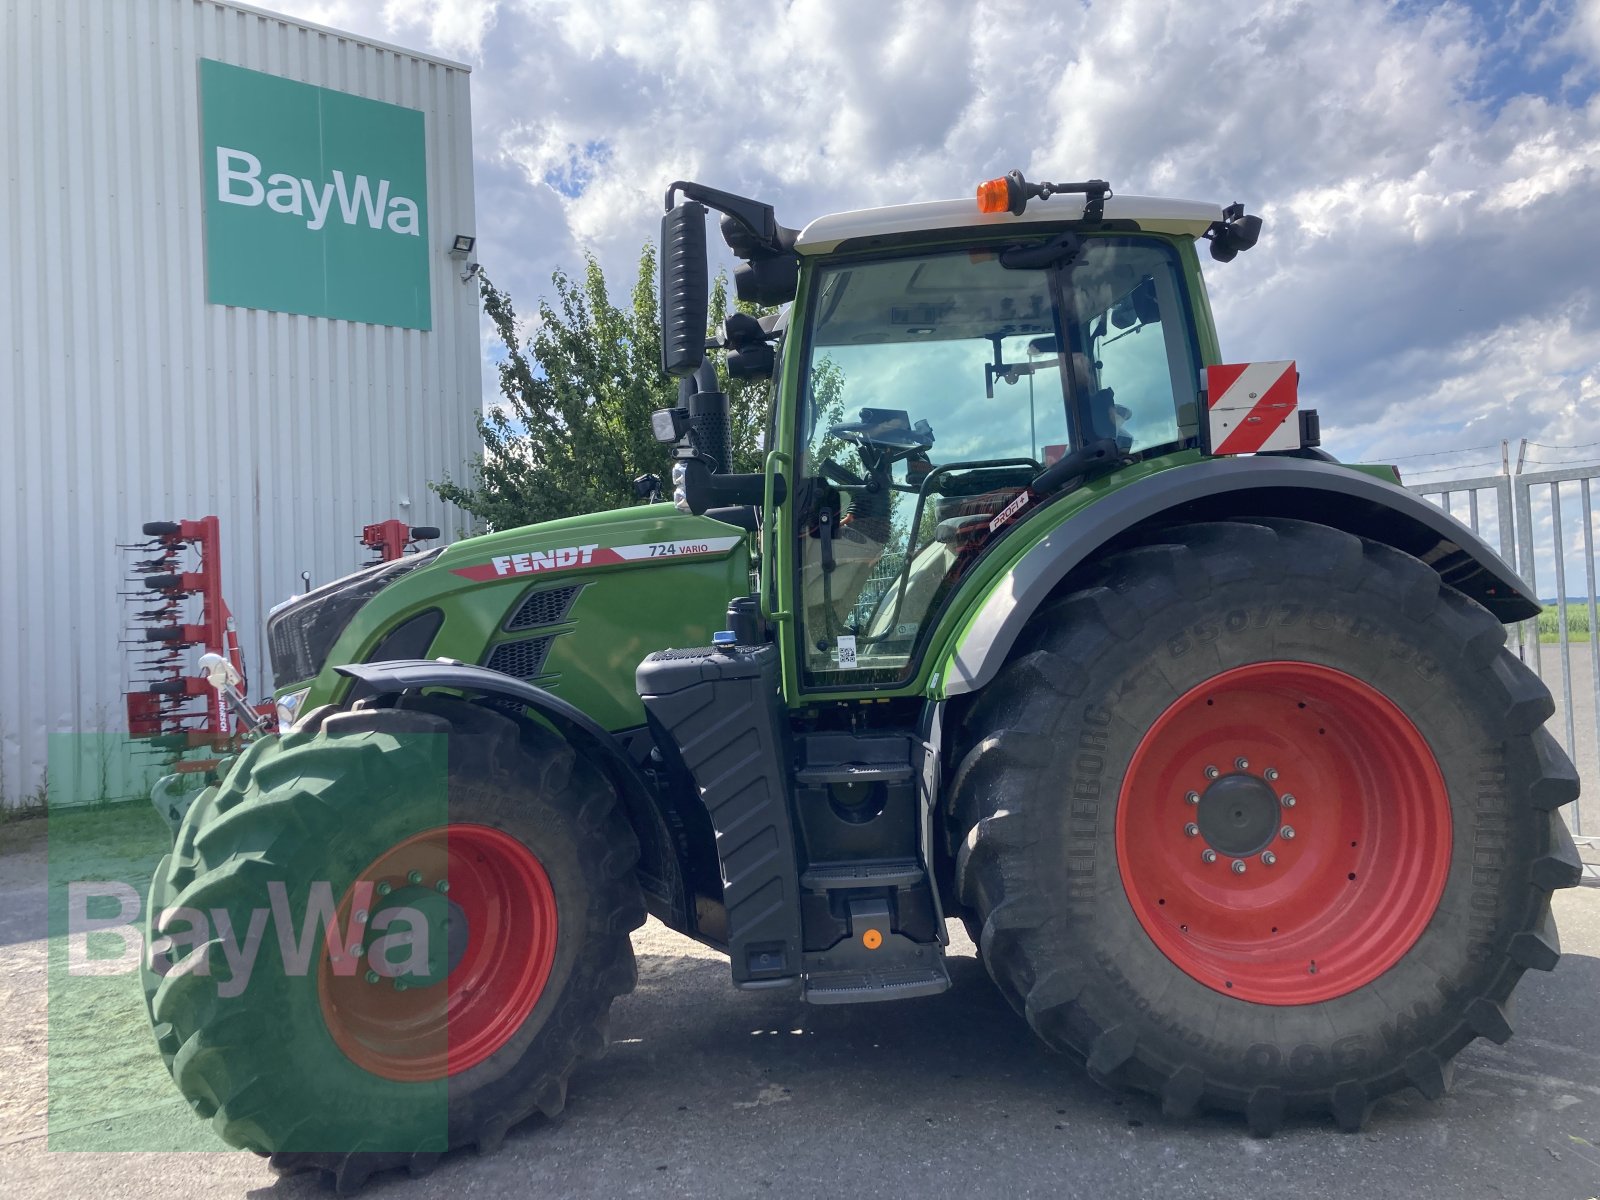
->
[144,171,1581,1186]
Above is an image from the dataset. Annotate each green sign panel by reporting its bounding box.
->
[200,59,432,330]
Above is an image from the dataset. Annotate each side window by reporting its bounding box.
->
[1076,250,1200,455]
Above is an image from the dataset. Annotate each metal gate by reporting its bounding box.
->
[1411,466,1600,851]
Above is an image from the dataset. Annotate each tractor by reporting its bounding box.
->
[142,171,1582,1188]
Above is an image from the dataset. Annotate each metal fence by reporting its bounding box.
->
[1411,467,1600,853]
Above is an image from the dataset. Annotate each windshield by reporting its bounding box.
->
[794,235,1200,687]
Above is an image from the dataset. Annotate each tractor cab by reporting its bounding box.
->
[653,174,1262,692]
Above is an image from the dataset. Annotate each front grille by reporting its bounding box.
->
[505,584,582,631]
[265,549,441,686]
[485,635,555,680]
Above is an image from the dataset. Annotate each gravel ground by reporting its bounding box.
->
[2,816,1599,1200]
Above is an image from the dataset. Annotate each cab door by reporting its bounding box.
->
[775,234,1205,698]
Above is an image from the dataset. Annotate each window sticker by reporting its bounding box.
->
[835,635,858,669]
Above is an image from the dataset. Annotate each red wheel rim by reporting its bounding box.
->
[1116,662,1451,1005]
[318,824,559,1081]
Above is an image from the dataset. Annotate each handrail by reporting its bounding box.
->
[761,449,793,623]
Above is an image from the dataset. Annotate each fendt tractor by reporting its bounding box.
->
[143,171,1582,1188]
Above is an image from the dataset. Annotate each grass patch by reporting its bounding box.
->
[41,795,235,1151]
[1538,603,1598,644]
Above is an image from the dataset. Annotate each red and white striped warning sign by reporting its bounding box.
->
[1205,360,1299,455]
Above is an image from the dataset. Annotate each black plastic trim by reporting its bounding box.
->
[944,456,1539,695]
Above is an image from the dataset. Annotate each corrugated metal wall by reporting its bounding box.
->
[0,0,482,806]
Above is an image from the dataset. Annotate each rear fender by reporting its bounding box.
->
[942,456,1537,696]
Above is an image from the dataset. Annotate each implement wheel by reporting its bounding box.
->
[952,518,1581,1133]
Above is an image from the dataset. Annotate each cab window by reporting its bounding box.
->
[794,237,1199,688]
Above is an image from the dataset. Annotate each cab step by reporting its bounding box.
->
[800,860,925,890]
[803,960,951,1005]
[794,761,916,785]
[800,896,951,1005]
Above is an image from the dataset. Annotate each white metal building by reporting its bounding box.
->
[1,0,483,806]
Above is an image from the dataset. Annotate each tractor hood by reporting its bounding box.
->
[273,504,752,733]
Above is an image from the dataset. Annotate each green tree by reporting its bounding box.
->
[433,245,775,530]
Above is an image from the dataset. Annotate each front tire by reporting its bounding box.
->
[951,518,1581,1133]
[143,697,645,1189]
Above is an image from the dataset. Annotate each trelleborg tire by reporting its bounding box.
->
[950,518,1581,1134]
[141,696,645,1190]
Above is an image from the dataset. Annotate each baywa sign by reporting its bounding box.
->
[200,59,432,330]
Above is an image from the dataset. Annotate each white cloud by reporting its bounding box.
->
[261,0,1598,475]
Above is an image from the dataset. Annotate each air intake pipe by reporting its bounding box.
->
[682,361,731,474]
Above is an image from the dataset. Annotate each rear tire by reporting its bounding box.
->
[143,696,645,1187]
[951,518,1581,1133]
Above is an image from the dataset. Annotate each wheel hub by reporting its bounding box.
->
[1195,772,1281,858]
[367,885,469,989]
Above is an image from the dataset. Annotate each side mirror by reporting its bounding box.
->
[660,202,709,376]
[727,343,775,379]
[1208,212,1263,262]
[722,311,775,380]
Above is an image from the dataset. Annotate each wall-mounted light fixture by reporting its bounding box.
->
[449,234,476,259]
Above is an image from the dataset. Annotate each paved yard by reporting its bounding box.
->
[2,816,1599,1199]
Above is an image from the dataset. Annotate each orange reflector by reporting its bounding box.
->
[862,928,883,950]
[976,177,1013,214]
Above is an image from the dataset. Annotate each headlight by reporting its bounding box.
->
[671,462,690,513]
[275,686,312,730]
[266,549,441,686]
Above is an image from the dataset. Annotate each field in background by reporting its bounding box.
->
[1538,603,1596,644]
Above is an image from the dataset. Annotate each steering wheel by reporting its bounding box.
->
[823,411,936,488]
[827,414,934,460]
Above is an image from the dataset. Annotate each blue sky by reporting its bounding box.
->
[279,0,1599,485]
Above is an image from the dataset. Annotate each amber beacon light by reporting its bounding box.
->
[976,175,1019,214]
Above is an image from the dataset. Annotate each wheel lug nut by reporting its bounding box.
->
[436,879,450,894]
[365,970,380,984]
[1231,859,1246,874]
[1201,849,1218,864]
[1204,765,1219,780]
[1264,768,1279,782]
[407,870,423,885]
[355,910,368,924]
[1261,850,1277,866]
[377,882,392,897]
[349,943,363,958]
[394,979,408,992]
[1185,791,1200,805]
[1281,825,1296,840]
[1184,823,1199,838]
[1281,794,1296,808]
[1235,756,1249,770]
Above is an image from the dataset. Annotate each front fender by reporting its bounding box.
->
[333,659,698,936]
[942,456,1536,696]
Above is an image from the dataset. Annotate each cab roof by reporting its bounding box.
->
[793,194,1223,254]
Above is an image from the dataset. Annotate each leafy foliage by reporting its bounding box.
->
[432,244,774,530]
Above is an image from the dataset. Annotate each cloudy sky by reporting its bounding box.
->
[274,0,1598,487]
